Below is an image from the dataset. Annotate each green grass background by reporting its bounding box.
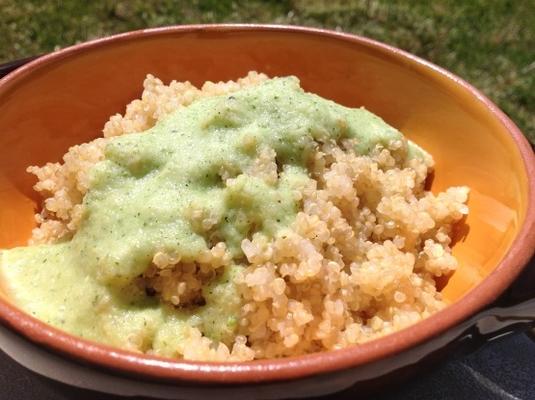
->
[1,0,533,143]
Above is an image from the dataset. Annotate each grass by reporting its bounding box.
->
[1,0,533,143]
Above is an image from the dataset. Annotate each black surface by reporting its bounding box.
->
[0,55,38,78]
[1,332,534,399]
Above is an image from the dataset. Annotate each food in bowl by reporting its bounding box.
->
[0,73,469,361]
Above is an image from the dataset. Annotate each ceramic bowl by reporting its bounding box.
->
[0,25,534,399]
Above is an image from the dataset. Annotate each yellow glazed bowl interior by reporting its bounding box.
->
[0,26,530,312]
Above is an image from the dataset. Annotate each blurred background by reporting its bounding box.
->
[1,0,533,143]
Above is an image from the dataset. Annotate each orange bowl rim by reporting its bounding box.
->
[0,24,534,384]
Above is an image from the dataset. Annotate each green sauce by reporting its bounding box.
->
[0,77,422,354]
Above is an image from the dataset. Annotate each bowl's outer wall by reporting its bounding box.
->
[0,28,526,304]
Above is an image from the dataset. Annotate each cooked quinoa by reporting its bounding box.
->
[13,72,468,361]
